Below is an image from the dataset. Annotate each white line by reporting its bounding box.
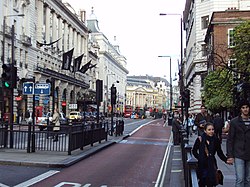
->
[171,169,182,173]
[14,170,60,187]
[128,120,153,136]
[0,183,9,187]
[154,132,173,187]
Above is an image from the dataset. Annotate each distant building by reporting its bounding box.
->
[126,75,180,111]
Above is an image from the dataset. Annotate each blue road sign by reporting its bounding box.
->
[34,83,51,95]
[23,82,34,95]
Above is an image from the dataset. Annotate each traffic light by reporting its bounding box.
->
[111,85,117,106]
[2,64,16,89]
[96,79,103,105]
[182,89,190,108]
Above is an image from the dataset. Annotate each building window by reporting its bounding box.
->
[201,44,208,56]
[228,29,235,48]
[201,15,209,29]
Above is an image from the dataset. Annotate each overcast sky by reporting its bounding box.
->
[65,0,186,81]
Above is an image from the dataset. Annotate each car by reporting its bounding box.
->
[69,111,82,120]
[130,112,139,119]
[37,112,68,131]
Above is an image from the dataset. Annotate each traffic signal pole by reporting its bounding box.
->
[9,25,15,148]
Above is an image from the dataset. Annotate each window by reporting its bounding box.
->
[201,16,209,29]
[228,29,235,48]
[201,44,208,56]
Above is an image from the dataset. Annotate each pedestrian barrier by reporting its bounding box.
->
[0,120,124,155]
[179,129,199,187]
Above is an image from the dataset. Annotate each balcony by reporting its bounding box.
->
[21,34,32,46]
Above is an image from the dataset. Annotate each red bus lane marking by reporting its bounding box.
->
[33,122,171,187]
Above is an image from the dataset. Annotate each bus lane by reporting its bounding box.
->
[33,120,171,187]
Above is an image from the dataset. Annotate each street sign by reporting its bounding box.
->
[23,82,34,95]
[34,83,51,95]
[69,104,77,109]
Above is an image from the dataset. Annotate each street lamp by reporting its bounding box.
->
[158,56,173,115]
[159,13,184,122]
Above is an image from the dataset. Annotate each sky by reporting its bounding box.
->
[65,0,186,81]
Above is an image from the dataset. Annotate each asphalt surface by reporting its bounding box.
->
[0,119,236,187]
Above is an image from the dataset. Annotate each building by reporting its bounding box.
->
[0,0,127,122]
[87,8,129,114]
[183,0,250,113]
[126,75,180,112]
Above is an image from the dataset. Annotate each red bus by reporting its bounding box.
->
[124,105,133,118]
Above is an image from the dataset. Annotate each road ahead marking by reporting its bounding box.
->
[14,170,59,187]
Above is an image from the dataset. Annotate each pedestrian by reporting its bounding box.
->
[52,108,60,142]
[192,122,228,187]
[226,99,250,187]
[25,109,30,123]
[194,105,213,136]
[172,116,182,145]
[213,113,224,143]
[187,113,194,137]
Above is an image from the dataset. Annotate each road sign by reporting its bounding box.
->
[23,82,34,95]
[69,104,77,109]
[34,83,51,95]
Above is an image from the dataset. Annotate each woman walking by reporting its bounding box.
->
[192,122,229,186]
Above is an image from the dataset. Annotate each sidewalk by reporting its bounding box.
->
[0,134,128,168]
[186,133,236,187]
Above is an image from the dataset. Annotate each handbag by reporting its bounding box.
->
[215,169,224,185]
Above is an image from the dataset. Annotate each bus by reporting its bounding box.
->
[124,105,133,118]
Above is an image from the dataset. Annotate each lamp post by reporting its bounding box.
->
[158,56,173,115]
[159,13,184,122]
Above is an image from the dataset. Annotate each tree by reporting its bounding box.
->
[204,20,250,111]
[203,69,233,111]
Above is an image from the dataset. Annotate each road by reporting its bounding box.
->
[0,118,172,187]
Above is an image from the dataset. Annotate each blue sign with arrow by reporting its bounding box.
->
[34,83,51,95]
[23,82,34,95]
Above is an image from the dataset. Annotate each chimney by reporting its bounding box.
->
[80,9,86,22]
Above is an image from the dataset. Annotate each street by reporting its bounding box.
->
[0,118,172,187]
[33,119,170,187]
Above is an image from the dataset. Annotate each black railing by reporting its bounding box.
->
[0,120,125,155]
[180,128,199,187]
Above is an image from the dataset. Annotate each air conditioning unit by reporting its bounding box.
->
[21,34,32,46]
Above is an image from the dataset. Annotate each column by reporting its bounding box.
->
[52,11,57,43]
[57,16,62,51]
[63,21,68,51]
[45,6,50,43]
[36,0,43,42]
[68,26,73,50]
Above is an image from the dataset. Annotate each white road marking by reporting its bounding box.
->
[0,183,9,187]
[13,170,59,187]
[54,182,82,187]
[171,169,182,173]
[154,132,173,187]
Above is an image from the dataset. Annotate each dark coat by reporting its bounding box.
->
[172,118,182,132]
[192,134,227,185]
[194,113,212,128]
[213,116,224,136]
[227,116,250,160]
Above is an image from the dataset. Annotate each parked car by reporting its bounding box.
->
[37,112,68,131]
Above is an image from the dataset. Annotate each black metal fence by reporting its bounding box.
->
[0,120,124,155]
[180,129,199,187]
